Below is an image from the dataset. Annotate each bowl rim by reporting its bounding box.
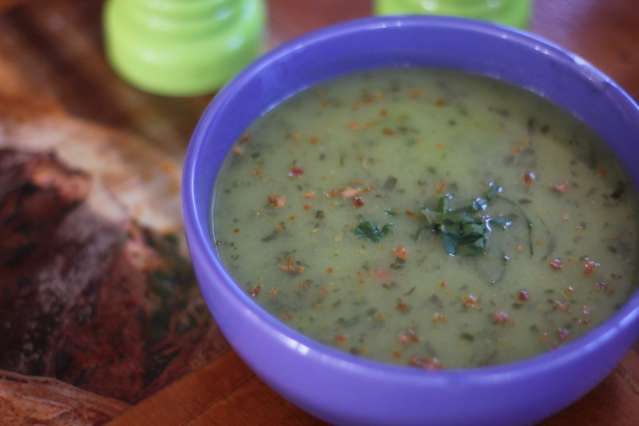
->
[183,15,639,384]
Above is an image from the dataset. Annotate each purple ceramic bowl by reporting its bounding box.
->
[183,16,639,425]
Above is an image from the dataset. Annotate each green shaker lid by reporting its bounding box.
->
[374,0,531,29]
[104,0,265,96]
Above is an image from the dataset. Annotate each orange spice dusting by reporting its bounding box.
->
[392,351,403,359]
[396,299,411,313]
[341,186,362,198]
[405,209,418,220]
[303,204,312,211]
[409,356,442,370]
[267,194,287,208]
[523,171,536,187]
[583,258,600,275]
[462,294,480,309]
[303,191,316,199]
[393,245,409,261]
[435,181,447,194]
[551,182,569,193]
[325,267,334,274]
[239,133,251,145]
[348,121,359,130]
[398,328,419,344]
[492,311,511,325]
[432,312,447,324]
[232,146,243,156]
[435,143,445,150]
[408,88,424,99]
[249,285,261,298]
[434,98,447,107]
[279,256,305,275]
[309,136,319,145]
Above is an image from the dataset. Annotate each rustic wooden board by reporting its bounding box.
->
[0,0,637,425]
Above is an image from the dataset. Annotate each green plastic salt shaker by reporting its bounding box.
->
[374,0,531,29]
[104,0,265,96]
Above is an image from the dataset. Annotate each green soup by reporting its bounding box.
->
[212,68,638,369]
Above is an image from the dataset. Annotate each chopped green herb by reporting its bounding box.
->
[353,220,393,242]
[419,182,511,256]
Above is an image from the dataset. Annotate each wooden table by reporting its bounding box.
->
[0,1,638,425]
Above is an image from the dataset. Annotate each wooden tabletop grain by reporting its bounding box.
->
[1,0,638,425]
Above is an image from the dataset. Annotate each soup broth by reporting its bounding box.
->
[212,68,638,369]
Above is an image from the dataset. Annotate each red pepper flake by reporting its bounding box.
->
[348,121,359,130]
[325,267,334,274]
[517,289,529,301]
[379,109,389,117]
[409,356,443,370]
[583,258,600,276]
[303,204,312,211]
[396,298,411,313]
[249,285,261,298]
[392,351,403,359]
[435,143,445,150]
[523,171,536,187]
[309,136,319,145]
[492,311,511,324]
[551,182,569,193]
[232,146,243,156]
[557,328,570,342]
[279,256,305,275]
[334,334,348,345]
[432,312,447,324]
[352,196,365,208]
[267,194,287,208]
[398,328,419,344]
[393,245,409,261]
[303,191,316,199]
[549,257,563,270]
[597,167,608,177]
[382,127,395,136]
[288,166,304,177]
[462,294,480,309]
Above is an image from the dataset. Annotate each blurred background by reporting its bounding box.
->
[0,0,636,159]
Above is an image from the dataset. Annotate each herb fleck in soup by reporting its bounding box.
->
[212,68,639,369]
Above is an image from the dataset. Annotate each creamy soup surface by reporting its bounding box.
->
[212,68,638,369]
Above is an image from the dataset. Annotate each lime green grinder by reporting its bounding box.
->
[375,0,531,29]
[104,0,265,96]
